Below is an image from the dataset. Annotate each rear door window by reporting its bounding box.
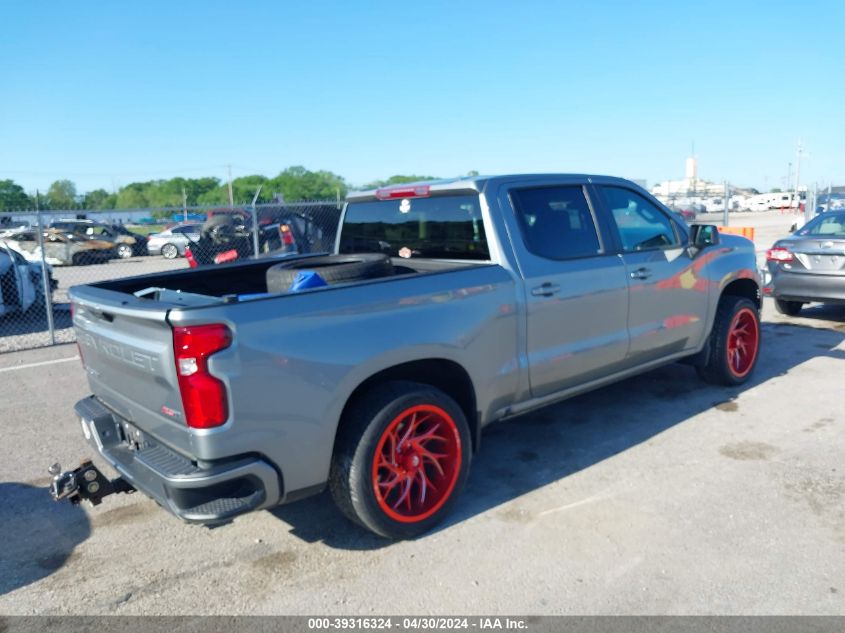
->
[510,186,602,260]
[340,194,488,260]
[173,225,200,235]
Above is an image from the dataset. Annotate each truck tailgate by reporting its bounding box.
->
[70,285,191,455]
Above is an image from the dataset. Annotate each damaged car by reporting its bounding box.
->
[3,229,116,266]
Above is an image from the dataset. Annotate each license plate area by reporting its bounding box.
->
[117,419,150,452]
[796,252,845,271]
[79,409,140,452]
[80,414,121,451]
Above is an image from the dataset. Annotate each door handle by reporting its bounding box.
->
[531,282,561,297]
[629,267,652,280]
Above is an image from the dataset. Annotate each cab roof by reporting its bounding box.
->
[347,174,644,201]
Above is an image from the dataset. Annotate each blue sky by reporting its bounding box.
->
[1,0,842,194]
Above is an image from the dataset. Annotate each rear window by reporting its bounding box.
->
[340,194,489,260]
[797,212,845,237]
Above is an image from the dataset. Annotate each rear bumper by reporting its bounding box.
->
[769,266,845,303]
[74,396,282,523]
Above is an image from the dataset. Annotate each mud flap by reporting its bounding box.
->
[48,459,135,506]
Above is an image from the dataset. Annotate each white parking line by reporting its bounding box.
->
[0,356,79,373]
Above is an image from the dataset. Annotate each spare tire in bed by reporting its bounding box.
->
[266,253,393,293]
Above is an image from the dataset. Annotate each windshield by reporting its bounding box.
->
[340,194,488,260]
[796,211,845,237]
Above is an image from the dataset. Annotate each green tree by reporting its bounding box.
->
[145,179,185,207]
[0,179,32,210]
[232,175,270,204]
[197,186,228,206]
[116,183,150,209]
[46,179,77,209]
[184,177,221,205]
[198,175,270,206]
[770,188,782,193]
[83,189,117,210]
[361,174,438,189]
[266,166,347,202]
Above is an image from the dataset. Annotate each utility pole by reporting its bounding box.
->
[794,140,804,203]
[227,164,234,208]
[250,186,262,258]
[34,190,56,344]
[722,181,729,227]
[182,186,188,222]
[807,183,817,225]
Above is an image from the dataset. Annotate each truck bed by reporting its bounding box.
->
[91,253,481,303]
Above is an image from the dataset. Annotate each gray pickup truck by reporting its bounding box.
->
[50,174,761,539]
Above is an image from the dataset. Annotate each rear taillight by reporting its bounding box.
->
[375,185,431,200]
[766,247,794,263]
[213,249,238,264]
[172,324,232,429]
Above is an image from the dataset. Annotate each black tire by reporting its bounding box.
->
[71,252,92,266]
[266,253,393,293]
[116,243,133,259]
[329,381,472,540]
[161,243,179,259]
[697,296,761,386]
[775,299,803,316]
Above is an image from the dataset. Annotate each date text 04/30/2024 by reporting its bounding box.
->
[307,617,529,630]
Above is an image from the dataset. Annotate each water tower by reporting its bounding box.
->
[685,155,698,192]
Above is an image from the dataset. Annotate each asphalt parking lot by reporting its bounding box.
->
[1,210,843,615]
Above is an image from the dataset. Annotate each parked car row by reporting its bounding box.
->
[0,218,201,266]
[1,206,338,267]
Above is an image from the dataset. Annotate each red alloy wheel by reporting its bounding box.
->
[726,307,759,378]
[371,404,462,523]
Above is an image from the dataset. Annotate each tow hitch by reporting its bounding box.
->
[48,459,135,506]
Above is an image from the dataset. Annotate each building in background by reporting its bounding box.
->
[651,155,759,211]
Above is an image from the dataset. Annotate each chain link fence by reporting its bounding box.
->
[0,202,342,353]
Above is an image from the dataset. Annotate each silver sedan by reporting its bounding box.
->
[146,223,203,259]
[765,210,845,315]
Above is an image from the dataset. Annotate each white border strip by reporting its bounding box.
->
[0,356,79,373]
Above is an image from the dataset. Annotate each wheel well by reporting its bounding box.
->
[339,359,479,452]
[722,278,761,309]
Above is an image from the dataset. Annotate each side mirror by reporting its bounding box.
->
[690,224,719,249]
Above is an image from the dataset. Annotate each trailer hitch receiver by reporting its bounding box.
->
[48,459,134,506]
